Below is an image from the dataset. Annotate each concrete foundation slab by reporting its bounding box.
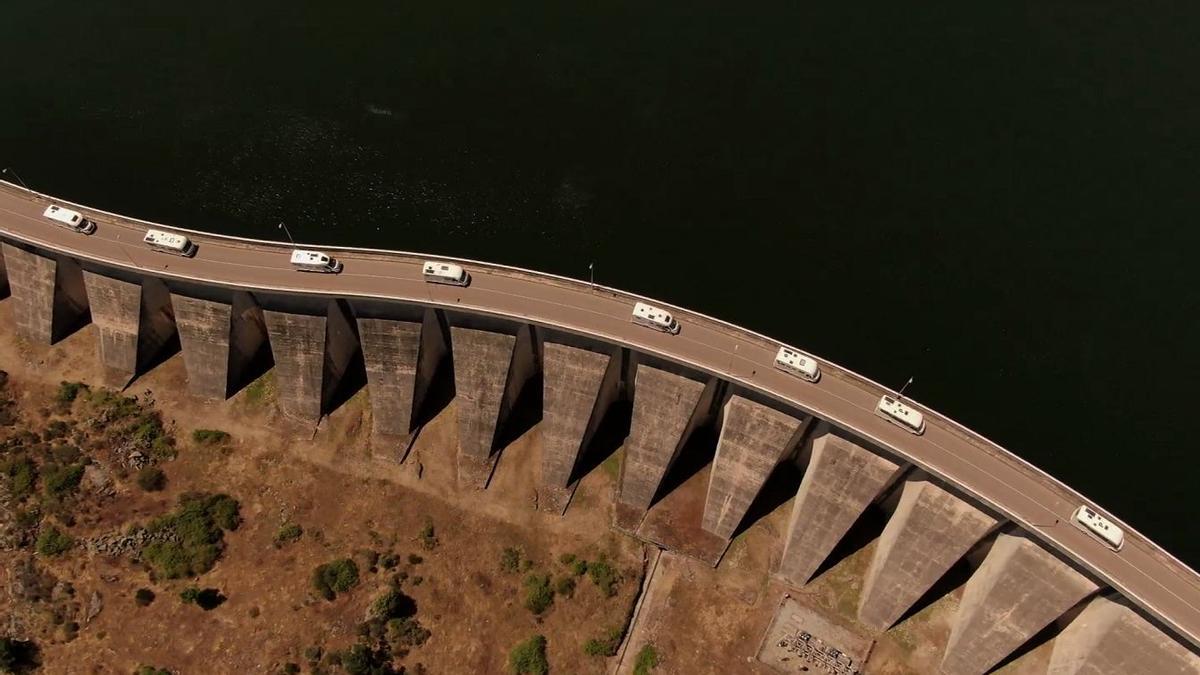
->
[615,364,712,532]
[940,531,1101,675]
[702,395,805,541]
[539,341,619,514]
[1047,595,1200,675]
[857,473,999,631]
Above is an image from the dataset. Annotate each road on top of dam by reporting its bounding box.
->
[0,181,1197,648]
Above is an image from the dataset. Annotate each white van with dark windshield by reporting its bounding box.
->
[290,249,343,273]
[422,261,470,286]
[143,229,198,257]
[876,395,925,435]
[1071,505,1124,551]
[774,346,820,383]
[43,204,96,234]
[631,302,680,335]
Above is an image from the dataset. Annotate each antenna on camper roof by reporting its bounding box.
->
[896,376,914,403]
[1,167,31,191]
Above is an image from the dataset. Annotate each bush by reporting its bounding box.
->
[508,635,549,675]
[56,381,85,405]
[312,558,359,600]
[407,553,423,565]
[134,588,156,607]
[136,466,166,492]
[334,643,397,675]
[0,636,39,673]
[191,429,231,445]
[1,456,36,500]
[35,526,72,556]
[633,644,659,675]
[386,617,431,649]
[583,626,624,657]
[588,557,620,598]
[555,576,576,598]
[500,547,521,574]
[370,589,416,621]
[141,493,241,579]
[570,559,588,576]
[179,587,225,610]
[558,552,576,565]
[275,523,303,546]
[42,463,85,497]
[418,519,438,550]
[523,574,554,615]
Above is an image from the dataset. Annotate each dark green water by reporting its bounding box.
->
[2,1,1198,564]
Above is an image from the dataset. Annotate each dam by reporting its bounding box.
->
[0,179,1196,674]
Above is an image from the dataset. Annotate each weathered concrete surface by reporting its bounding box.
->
[263,301,360,423]
[777,428,903,586]
[82,273,176,386]
[450,325,538,489]
[1047,595,1200,675]
[614,364,710,531]
[940,531,1101,675]
[539,341,619,514]
[0,244,9,297]
[171,291,268,400]
[1,244,88,344]
[357,317,423,439]
[857,473,999,631]
[701,395,805,540]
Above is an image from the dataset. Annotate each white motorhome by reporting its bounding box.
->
[422,261,470,286]
[774,346,820,382]
[1071,505,1124,551]
[42,204,95,234]
[143,229,197,257]
[290,249,343,273]
[631,302,680,335]
[875,395,925,435]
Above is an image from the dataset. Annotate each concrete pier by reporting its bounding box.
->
[857,473,999,631]
[614,363,713,531]
[940,531,1101,675]
[539,341,621,514]
[357,317,423,439]
[81,273,176,386]
[262,300,361,423]
[1,243,88,344]
[0,245,9,297]
[450,324,538,489]
[1047,595,1199,675]
[701,395,805,540]
[777,428,903,586]
[171,291,269,400]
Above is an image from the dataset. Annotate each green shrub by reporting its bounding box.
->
[141,493,241,579]
[633,644,659,675]
[523,574,554,615]
[558,552,576,565]
[35,526,72,556]
[379,553,399,569]
[56,381,85,405]
[191,429,231,445]
[134,588,156,607]
[419,519,438,550]
[312,558,359,600]
[333,643,396,675]
[179,587,200,604]
[588,557,620,597]
[407,553,423,565]
[386,617,431,648]
[42,463,85,497]
[179,587,224,610]
[583,626,624,657]
[570,559,588,576]
[135,466,166,492]
[370,589,416,620]
[555,576,576,598]
[274,523,303,546]
[0,637,39,672]
[500,547,521,574]
[1,455,36,499]
[508,635,548,675]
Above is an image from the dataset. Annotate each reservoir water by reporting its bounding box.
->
[2,1,1198,564]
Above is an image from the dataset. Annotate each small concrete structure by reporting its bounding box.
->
[81,272,176,386]
[702,395,806,540]
[539,340,621,514]
[357,317,424,439]
[171,291,269,400]
[1047,595,1200,675]
[450,325,539,489]
[857,472,999,631]
[778,427,904,586]
[940,531,1101,675]
[262,300,361,423]
[1,243,88,344]
[614,363,713,531]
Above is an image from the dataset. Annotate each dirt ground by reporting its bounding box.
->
[0,296,1057,675]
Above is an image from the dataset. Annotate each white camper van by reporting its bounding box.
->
[422,261,470,286]
[875,395,926,435]
[774,347,820,383]
[42,205,95,234]
[631,302,680,335]
[143,229,198,257]
[290,249,343,273]
[1071,505,1124,551]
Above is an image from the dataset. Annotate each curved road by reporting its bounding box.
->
[1,180,1197,647]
